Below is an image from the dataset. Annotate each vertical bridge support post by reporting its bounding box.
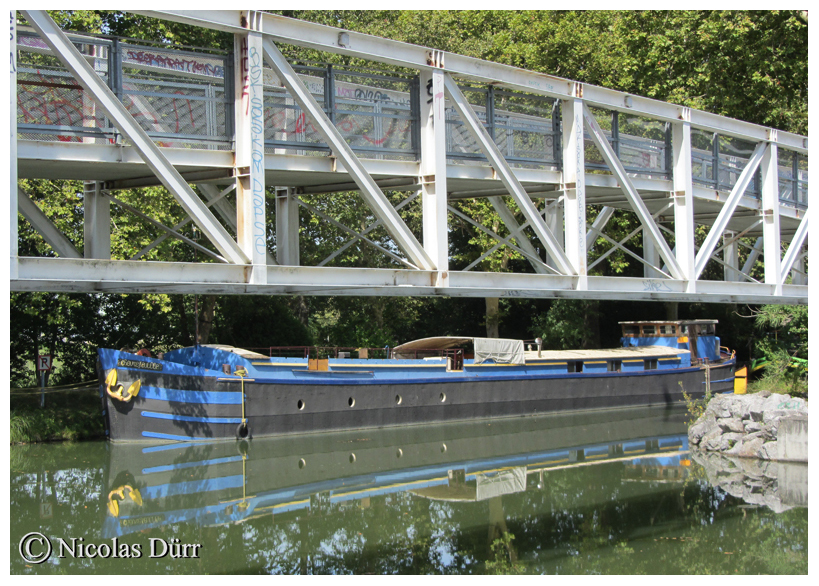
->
[761,133,782,296]
[672,112,696,291]
[275,187,300,266]
[235,11,267,284]
[562,87,588,286]
[419,67,449,286]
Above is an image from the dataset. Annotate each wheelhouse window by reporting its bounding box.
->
[608,360,622,372]
[567,361,583,373]
[623,325,640,336]
[644,359,658,370]
[641,325,657,335]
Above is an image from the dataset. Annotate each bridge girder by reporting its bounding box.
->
[10,10,808,304]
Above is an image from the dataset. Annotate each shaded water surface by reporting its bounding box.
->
[10,406,807,574]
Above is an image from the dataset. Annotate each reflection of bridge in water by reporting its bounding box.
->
[12,11,808,303]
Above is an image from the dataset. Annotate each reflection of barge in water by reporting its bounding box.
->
[102,406,690,537]
[98,320,735,442]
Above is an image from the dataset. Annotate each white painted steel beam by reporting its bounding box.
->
[780,210,808,283]
[297,199,417,269]
[275,187,300,266]
[135,10,809,154]
[488,197,550,274]
[13,257,807,304]
[21,11,250,266]
[234,14,267,283]
[259,35,434,271]
[693,141,767,280]
[672,117,696,288]
[586,207,614,252]
[742,237,764,277]
[82,182,110,259]
[104,192,227,263]
[723,231,740,282]
[318,192,419,267]
[562,95,587,281]
[444,73,574,275]
[420,69,449,285]
[132,183,236,261]
[760,139,783,296]
[448,204,554,273]
[582,103,683,280]
[17,188,82,258]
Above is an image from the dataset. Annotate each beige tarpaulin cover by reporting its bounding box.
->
[392,336,524,364]
[473,337,525,365]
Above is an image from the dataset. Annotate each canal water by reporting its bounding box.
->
[10,405,807,574]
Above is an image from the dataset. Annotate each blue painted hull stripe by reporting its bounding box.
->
[141,410,242,425]
[141,385,242,405]
[143,455,243,475]
[142,431,225,442]
[213,364,727,386]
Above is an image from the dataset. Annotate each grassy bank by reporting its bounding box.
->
[10,387,105,443]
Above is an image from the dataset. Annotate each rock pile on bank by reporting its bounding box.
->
[689,391,808,460]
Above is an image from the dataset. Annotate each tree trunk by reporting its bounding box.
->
[582,301,600,349]
[485,297,500,338]
[665,301,679,321]
[197,295,217,345]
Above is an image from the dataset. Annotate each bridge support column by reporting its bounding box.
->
[83,181,110,259]
[761,134,782,296]
[562,89,587,286]
[544,199,564,270]
[723,231,740,282]
[672,114,696,291]
[419,69,448,286]
[234,12,267,284]
[643,231,662,278]
[276,187,299,266]
[792,255,806,285]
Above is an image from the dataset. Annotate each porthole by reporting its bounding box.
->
[441,443,447,453]
[348,397,355,407]
[440,392,446,403]
[396,448,403,458]
[298,458,306,469]
[395,394,402,405]
[349,453,356,464]
[297,399,305,410]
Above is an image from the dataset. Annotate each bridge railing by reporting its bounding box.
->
[15,29,807,209]
[16,30,233,150]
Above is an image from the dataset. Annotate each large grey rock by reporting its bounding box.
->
[718,417,745,433]
[757,441,779,460]
[725,437,765,458]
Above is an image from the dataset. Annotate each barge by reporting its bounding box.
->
[97,319,736,442]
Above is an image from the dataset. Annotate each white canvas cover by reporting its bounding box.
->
[473,337,525,365]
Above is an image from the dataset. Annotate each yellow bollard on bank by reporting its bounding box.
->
[734,366,747,394]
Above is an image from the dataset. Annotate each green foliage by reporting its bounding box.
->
[10,390,104,443]
[750,305,807,396]
[681,381,712,425]
[529,299,601,350]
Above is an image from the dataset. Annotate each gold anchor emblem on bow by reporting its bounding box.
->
[104,369,141,403]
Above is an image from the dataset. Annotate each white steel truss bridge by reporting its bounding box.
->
[10,10,808,304]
